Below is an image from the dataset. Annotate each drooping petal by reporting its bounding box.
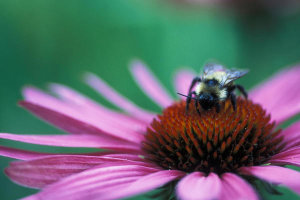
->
[25,177,138,200]
[0,133,140,152]
[49,83,148,132]
[19,100,144,144]
[44,163,160,191]
[84,72,155,122]
[25,164,161,199]
[176,172,221,200]
[280,120,300,139]
[0,145,118,161]
[0,146,52,160]
[277,121,300,151]
[23,87,145,142]
[271,104,300,125]
[129,60,173,107]
[240,165,300,195]
[249,65,300,124]
[5,155,106,188]
[29,85,147,133]
[174,69,196,98]
[101,170,185,200]
[220,173,259,200]
[270,147,300,167]
[98,153,145,162]
[5,154,150,189]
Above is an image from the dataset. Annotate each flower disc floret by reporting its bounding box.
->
[143,98,285,174]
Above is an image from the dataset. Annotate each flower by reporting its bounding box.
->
[1,60,300,200]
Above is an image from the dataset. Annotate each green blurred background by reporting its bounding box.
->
[1,0,300,199]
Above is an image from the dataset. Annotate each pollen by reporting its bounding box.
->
[142,98,285,174]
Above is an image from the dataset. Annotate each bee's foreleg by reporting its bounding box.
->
[195,96,201,115]
[215,102,220,113]
[235,84,248,99]
[230,93,237,111]
[186,91,196,114]
[188,77,201,93]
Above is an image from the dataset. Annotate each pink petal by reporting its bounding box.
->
[0,145,115,161]
[0,133,140,152]
[5,154,153,189]
[0,146,52,160]
[240,165,300,195]
[46,162,160,190]
[49,83,148,132]
[22,195,38,200]
[19,100,144,144]
[277,121,300,151]
[99,153,144,161]
[220,173,259,200]
[130,60,173,107]
[26,164,160,199]
[23,87,145,142]
[270,159,300,168]
[249,65,300,124]
[176,172,221,200]
[84,72,155,122]
[5,155,106,188]
[27,177,139,200]
[280,120,300,139]
[101,170,185,200]
[270,147,300,167]
[271,104,300,125]
[23,87,70,113]
[174,69,196,98]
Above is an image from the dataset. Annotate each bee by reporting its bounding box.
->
[178,63,249,114]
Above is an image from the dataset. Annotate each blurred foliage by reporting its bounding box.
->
[0,0,300,199]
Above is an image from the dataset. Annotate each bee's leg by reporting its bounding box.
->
[215,102,220,113]
[195,96,201,115]
[185,77,201,114]
[188,77,201,93]
[235,84,248,99]
[230,93,237,111]
[186,91,196,113]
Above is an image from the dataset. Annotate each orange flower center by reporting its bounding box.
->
[143,98,285,174]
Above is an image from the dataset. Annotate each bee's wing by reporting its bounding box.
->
[203,63,225,77]
[221,69,249,86]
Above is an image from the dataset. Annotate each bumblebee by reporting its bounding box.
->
[178,63,248,114]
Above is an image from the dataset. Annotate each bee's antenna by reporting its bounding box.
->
[177,92,197,100]
[177,92,189,97]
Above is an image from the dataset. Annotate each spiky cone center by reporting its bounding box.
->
[143,98,285,174]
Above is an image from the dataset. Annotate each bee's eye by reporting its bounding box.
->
[206,79,217,86]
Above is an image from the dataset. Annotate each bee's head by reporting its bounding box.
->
[199,93,217,110]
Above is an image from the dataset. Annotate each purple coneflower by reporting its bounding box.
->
[1,60,300,200]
